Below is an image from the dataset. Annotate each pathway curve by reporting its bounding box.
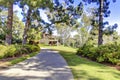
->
[0,48,74,80]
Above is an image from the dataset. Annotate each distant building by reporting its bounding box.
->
[40,32,59,46]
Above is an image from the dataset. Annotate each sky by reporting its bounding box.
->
[13,5,49,23]
[73,0,120,34]
[13,0,120,34]
[105,1,120,33]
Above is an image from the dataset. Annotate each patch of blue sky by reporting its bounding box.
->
[13,5,50,23]
[73,0,120,34]
[104,0,120,34]
[13,5,23,20]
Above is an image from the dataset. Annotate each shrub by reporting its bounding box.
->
[77,43,120,65]
[23,44,40,53]
[0,44,40,59]
[14,45,29,56]
[0,45,7,59]
[4,45,16,58]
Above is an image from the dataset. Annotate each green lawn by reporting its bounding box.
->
[42,45,120,80]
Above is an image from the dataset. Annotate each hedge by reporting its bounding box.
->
[0,44,40,59]
[76,43,120,65]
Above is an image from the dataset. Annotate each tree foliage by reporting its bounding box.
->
[82,0,117,45]
[19,0,53,44]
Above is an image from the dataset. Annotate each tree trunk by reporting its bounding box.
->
[5,2,13,45]
[22,9,31,45]
[98,0,104,46]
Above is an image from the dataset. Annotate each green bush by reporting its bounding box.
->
[23,45,40,53]
[0,44,40,59]
[0,45,7,58]
[4,45,16,58]
[14,45,29,56]
[77,43,120,65]
[77,44,98,60]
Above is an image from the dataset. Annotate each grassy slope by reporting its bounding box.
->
[0,51,39,68]
[10,51,39,65]
[43,46,120,80]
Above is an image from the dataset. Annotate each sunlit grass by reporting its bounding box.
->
[43,45,120,80]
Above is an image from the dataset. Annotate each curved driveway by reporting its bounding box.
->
[0,48,74,80]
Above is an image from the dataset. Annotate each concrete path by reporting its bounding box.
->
[0,48,74,80]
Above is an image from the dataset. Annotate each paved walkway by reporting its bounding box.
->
[0,48,74,80]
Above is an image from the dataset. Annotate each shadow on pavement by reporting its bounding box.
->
[0,49,74,80]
